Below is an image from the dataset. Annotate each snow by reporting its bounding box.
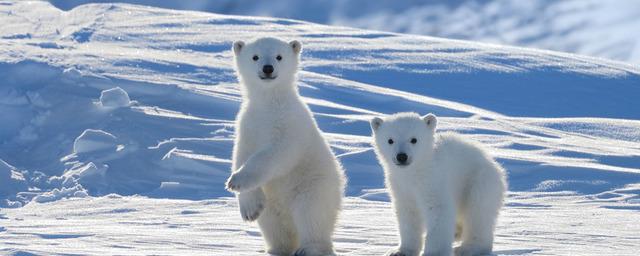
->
[47,0,640,64]
[1,195,640,255]
[0,1,639,255]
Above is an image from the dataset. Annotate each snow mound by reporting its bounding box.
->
[98,87,131,108]
[73,129,119,154]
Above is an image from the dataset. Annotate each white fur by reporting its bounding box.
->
[226,37,345,256]
[371,113,506,256]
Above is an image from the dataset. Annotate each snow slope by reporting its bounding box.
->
[47,0,640,64]
[1,1,640,255]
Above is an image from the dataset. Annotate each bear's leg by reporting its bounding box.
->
[455,209,496,256]
[258,204,298,256]
[387,199,424,256]
[290,188,339,256]
[422,203,455,256]
[454,219,463,241]
[455,175,502,256]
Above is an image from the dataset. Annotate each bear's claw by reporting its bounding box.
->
[239,189,265,222]
[225,172,247,192]
[240,201,264,222]
[241,203,263,221]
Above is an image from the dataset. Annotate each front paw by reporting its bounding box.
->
[387,251,407,256]
[386,248,417,256]
[454,246,469,256]
[239,191,265,222]
[225,171,255,193]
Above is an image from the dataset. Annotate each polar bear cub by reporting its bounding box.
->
[370,113,506,256]
[225,37,345,256]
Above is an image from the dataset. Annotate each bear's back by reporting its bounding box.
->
[433,132,495,173]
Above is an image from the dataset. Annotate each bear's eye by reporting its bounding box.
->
[252,55,259,61]
[388,139,394,145]
[276,55,282,61]
[411,138,417,144]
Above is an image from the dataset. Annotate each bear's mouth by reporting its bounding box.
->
[393,160,411,167]
[395,162,411,167]
[259,74,277,80]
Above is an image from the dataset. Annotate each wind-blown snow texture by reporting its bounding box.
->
[48,0,640,64]
[1,1,639,255]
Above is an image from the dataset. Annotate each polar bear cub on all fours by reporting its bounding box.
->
[225,37,345,256]
[370,113,506,256]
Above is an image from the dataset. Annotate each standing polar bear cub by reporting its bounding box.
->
[371,113,506,256]
[226,37,345,256]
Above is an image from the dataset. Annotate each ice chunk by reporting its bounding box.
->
[73,129,118,154]
[65,162,108,192]
[76,162,107,180]
[99,87,131,108]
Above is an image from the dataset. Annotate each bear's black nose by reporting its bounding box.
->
[263,65,274,74]
[396,153,408,164]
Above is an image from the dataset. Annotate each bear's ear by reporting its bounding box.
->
[370,117,384,131]
[289,40,302,55]
[233,41,245,55]
[422,113,437,130]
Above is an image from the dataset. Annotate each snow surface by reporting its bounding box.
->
[1,1,639,255]
[47,0,640,64]
[2,195,640,255]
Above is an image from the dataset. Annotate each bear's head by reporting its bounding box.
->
[370,112,437,168]
[232,37,302,89]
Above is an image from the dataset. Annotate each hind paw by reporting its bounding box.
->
[386,248,418,256]
[293,246,335,256]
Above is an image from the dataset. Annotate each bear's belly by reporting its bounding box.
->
[262,172,302,205]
